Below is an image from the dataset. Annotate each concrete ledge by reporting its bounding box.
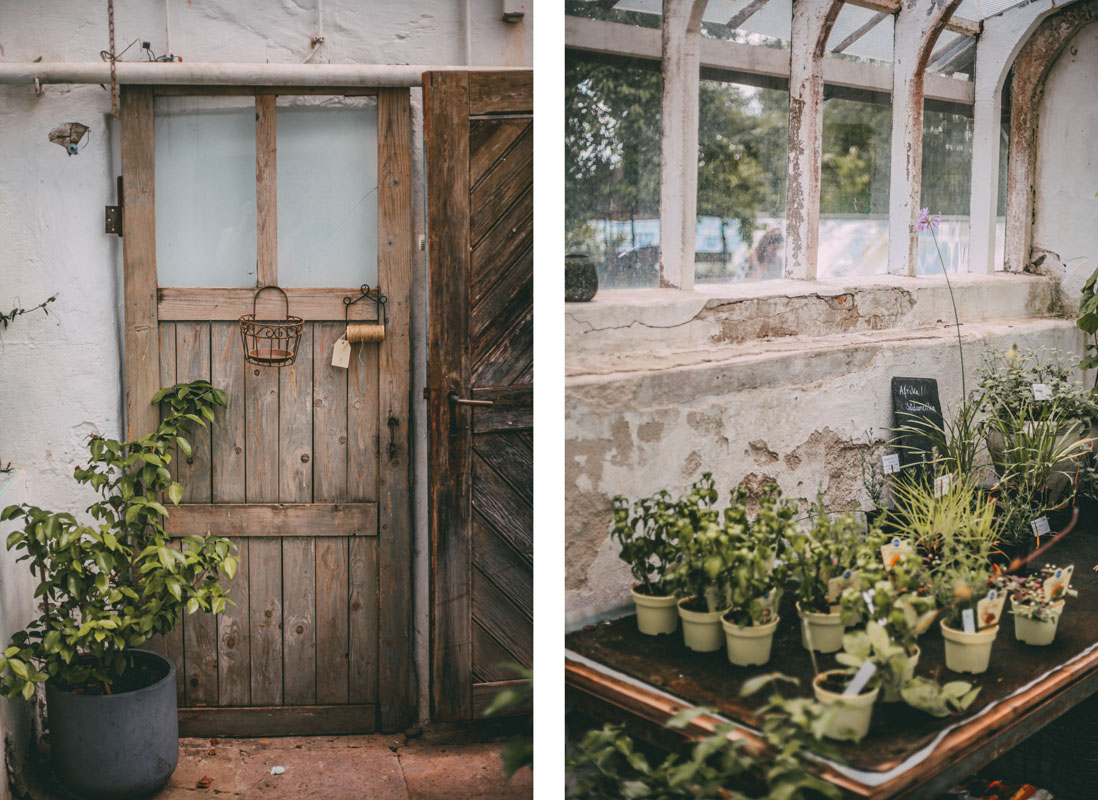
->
[566,273,1061,377]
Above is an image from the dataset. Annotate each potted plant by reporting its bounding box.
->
[0,381,238,800]
[719,486,794,667]
[839,580,924,702]
[788,501,883,653]
[1008,564,1076,646]
[811,665,879,742]
[665,475,729,652]
[935,543,1006,675]
[610,485,683,636]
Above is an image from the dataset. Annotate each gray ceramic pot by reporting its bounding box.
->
[45,649,178,799]
[565,253,598,302]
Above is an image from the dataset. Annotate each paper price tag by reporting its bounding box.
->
[977,589,1006,627]
[882,453,901,475]
[331,335,351,369]
[1043,565,1074,601]
[1030,516,1050,538]
[843,661,877,697]
[933,473,953,498]
[880,538,912,571]
[961,608,976,634]
[1031,383,1052,401]
[827,570,856,604]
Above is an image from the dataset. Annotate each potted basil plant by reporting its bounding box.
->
[0,381,237,800]
[719,486,794,667]
[611,485,684,636]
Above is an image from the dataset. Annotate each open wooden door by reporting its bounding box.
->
[425,70,533,722]
[119,85,415,735]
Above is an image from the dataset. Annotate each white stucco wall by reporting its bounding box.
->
[1032,20,1098,312]
[0,0,531,741]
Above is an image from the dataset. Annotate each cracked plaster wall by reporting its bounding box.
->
[566,315,1084,626]
[1032,20,1098,315]
[0,0,531,741]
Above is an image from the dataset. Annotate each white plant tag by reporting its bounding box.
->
[1030,516,1050,538]
[962,608,976,634]
[862,590,876,615]
[1043,565,1074,601]
[1031,383,1052,401]
[843,661,877,697]
[934,473,953,498]
[827,570,856,603]
[880,538,912,570]
[331,335,351,369]
[977,589,1006,628]
[882,454,901,475]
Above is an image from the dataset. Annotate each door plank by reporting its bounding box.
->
[157,323,185,705]
[279,324,314,504]
[471,566,531,666]
[348,537,379,705]
[246,360,282,706]
[468,71,533,115]
[313,322,349,502]
[469,119,530,188]
[472,513,532,619]
[210,322,250,706]
[426,71,474,725]
[470,185,532,306]
[316,538,350,704]
[472,432,533,506]
[377,86,416,730]
[472,306,532,387]
[179,704,376,737]
[256,95,277,288]
[472,451,532,560]
[472,620,523,684]
[469,124,532,247]
[165,503,378,537]
[348,337,379,502]
[120,86,160,442]
[282,537,317,705]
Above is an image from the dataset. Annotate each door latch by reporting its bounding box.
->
[448,392,494,408]
[105,176,123,236]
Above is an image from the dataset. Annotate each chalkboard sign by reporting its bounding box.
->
[891,377,944,469]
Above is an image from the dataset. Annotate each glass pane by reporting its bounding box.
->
[155,97,257,287]
[276,97,378,287]
[695,80,789,283]
[995,119,1009,270]
[818,95,892,278]
[825,4,894,65]
[566,51,662,289]
[919,105,974,274]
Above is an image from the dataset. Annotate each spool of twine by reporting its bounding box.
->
[346,322,385,343]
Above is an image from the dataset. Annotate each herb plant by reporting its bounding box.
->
[721,485,795,627]
[0,381,237,698]
[611,484,686,597]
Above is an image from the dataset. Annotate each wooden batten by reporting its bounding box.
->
[157,287,381,321]
[256,95,278,288]
[179,704,377,737]
[164,503,378,538]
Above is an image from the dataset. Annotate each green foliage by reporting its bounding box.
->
[888,473,998,557]
[0,294,56,330]
[483,665,533,780]
[0,380,236,697]
[1077,266,1098,373]
[720,486,795,628]
[787,499,883,615]
[662,475,726,612]
[1006,564,1077,622]
[933,528,1004,629]
[568,674,843,800]
[611,486,686,597]
[901,677,981,718]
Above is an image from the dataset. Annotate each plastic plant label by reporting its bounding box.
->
[862,590,876,615]
[977,589,1006,627]
[331,335,351,369]
[843,661,877,697]
[1031,383,1052,401]
[1030,516,1051,538]
[880,538,912,571]
[1044,565,1074,601]
[827,570,856,603]
[882,454,901,475]
[961,608,976,634]
[933,473,953,498]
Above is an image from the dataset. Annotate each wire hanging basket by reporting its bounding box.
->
[238,285,304,367]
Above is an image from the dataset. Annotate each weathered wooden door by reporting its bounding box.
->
[119,85,414,735]
[425,70,533,722]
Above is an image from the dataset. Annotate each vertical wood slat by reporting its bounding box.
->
[211,322,250,706]
[281,325,316,705]
[379,85,416,729]
[256,95,278,288]
[177,323,218,707]
[313,323,350,703]
[348,339,380,705]
[157,323,185,706]
[246,357,282,706]
[121,86,160,441]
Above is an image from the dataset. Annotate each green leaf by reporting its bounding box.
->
[176,436,192,458]
[168,483,183,506]
[43,631,61,654]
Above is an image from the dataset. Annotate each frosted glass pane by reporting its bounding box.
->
[277,101,378,287]
[155,97,257,287]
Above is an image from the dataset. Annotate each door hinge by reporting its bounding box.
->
[105,175,123,236]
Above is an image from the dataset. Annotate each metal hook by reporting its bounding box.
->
[343,283,387,324]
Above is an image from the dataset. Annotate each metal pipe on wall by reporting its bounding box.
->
[0,62,523,87]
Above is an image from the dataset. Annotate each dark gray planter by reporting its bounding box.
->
[565,253,598,302]
[45,649,178,799]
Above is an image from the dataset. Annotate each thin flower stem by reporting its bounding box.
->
[931,228,967,404]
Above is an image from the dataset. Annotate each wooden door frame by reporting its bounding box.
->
[119,84,415,733]
[424,69,533,723]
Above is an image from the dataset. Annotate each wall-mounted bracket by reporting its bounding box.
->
[105,175,123,236]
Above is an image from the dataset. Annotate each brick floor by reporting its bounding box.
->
[16,729,533,800]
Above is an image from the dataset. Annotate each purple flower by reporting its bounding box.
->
[917,208,941,232]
